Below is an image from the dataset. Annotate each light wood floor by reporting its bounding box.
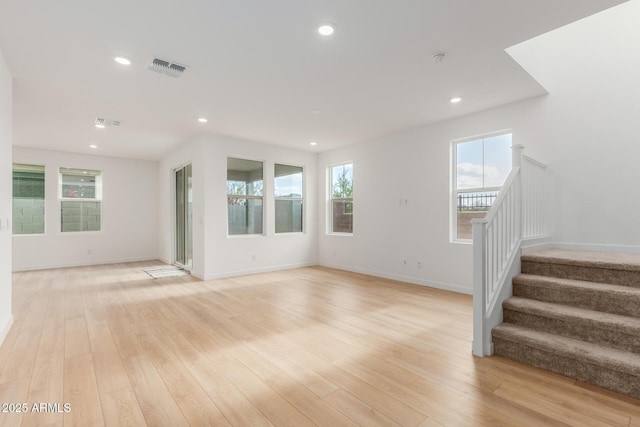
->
[1,263,639,427]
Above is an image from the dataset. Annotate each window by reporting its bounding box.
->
[13,163,45,235]
[453,132,512,240]
[274,164,303,233]
[227,158,264,235]
[329,162,353,234]
[59,167,102,232]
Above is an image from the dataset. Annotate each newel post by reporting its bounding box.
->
[511,144,524,168]
[471,217,488,356]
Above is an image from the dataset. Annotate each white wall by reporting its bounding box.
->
[317,107,525,295]
[158,140,206,278]
[0,49,13,345]
[12,147,159,271]
[317,1,640,292]
[506,0,640,250]
[8,3,637,298]
[159,134,317,280]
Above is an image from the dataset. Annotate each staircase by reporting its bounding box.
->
[492,248,640,399]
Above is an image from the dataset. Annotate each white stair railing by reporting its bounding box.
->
[472,145,549,356]
[522,155,548,238]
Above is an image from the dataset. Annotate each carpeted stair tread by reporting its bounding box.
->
[493,250,640,399]
[504,297,640,334]
[521,249,640,287]
[492,324,640,377]
[514,273,640,295]
[521,249,640,272]
[513,273,640,317]
[503,297,640,352]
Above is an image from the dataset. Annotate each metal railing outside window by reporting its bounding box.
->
[457,189,500,212]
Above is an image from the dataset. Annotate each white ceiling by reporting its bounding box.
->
[0,0,625,161]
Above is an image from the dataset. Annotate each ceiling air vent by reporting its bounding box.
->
[148,57,188,78]
[94,117,121,127]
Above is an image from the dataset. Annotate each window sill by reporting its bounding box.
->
[60,230,103,235]
[451,239,473,245]
[227,233,266,238]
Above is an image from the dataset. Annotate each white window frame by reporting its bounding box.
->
[274,163,304,234]
[226,157,265,237]
[12,163,46,236]
[328,161,354,235]
[59,167,103,233]
[451,131,512,243]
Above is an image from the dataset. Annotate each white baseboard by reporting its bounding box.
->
[204,262,317,281]
[318,262,472,295]
[12,255,160,272]
[191,271,205,280]
[0,315,14,348]
[551,242,640,254]
[521,237,553,255]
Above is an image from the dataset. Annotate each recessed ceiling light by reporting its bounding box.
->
[310,141,318,146]
[450,97,462,103]
[114,56,131,66]
[197,117,208,123]
[95,123,105,129]
[89,144,98,149]
[318,24,335,36]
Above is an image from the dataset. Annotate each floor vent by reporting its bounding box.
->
[144,265,190,279]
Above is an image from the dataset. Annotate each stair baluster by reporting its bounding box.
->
[472,144,549,356]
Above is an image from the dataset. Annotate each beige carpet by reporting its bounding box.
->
[521,249,640,287]
[492,249,640,400]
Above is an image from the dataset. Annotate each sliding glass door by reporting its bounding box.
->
[174,164,193,269]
